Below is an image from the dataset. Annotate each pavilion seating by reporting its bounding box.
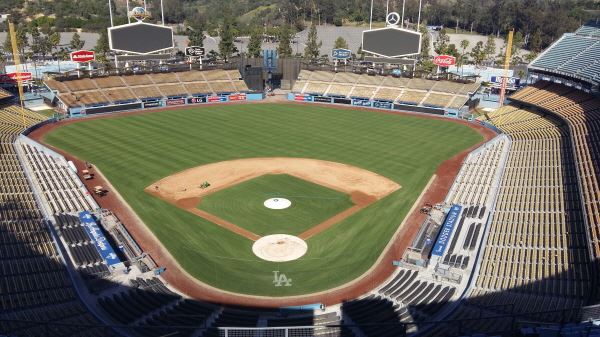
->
[397,91,426,105]
[157,84,188,97]
[373,88,401,101]
[45,70,248,109]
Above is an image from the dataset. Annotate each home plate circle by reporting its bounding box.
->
[264,198,291,210]
[252,234,308,262]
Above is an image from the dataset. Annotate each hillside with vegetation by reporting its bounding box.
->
[0,0,599,70]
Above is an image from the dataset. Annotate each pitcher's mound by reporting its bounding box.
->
[263,198,292,210]
[252,234,308,262]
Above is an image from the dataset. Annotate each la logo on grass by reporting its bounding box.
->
[273,271,292,287]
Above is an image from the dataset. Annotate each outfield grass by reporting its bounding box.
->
[44,103,482,296]
[198,174,354,236]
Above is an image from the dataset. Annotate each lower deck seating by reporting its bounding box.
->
[0,106,109,336]
[450,105,594,334]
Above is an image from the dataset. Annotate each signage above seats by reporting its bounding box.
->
[433,55,456,67]
[332,48,352,60]
[0,72,32,83]
[185,46,205,57]
[70,50,95,63]
[78,211,121,266]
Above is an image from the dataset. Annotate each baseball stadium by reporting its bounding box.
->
[1,2,600,337]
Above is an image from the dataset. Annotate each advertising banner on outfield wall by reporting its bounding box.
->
[229,93,247,101]
[313,96,332,103]
[188,97,207,104]
[85,103,142,114]
[166,98,186,106]
[208,95,228,103]
[144,101,161,108]
[393,103,445,115]
[294,94,313,102]
[373,101,393,109]
[333,98,351,105]
[352,99,372,107]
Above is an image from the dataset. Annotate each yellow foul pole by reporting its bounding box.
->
[498,29,514,107]
[8,21,26,128]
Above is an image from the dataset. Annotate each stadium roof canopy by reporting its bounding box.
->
[529,20,600,87]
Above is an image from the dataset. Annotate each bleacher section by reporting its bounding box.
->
[0,104,109,336]
[529,21,600,86]
[509,81,600,260]
[292,70,477,110]
[45,70,249,109]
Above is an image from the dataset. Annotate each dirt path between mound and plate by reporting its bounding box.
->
[145,157,399,240]
[27,102,497,307]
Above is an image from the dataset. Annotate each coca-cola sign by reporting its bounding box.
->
[433,55,456,67]
[70,50,95,63]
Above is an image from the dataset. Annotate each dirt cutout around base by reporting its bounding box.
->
[146,157,401,241]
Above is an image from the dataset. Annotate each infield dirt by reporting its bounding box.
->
[145,157,401,240]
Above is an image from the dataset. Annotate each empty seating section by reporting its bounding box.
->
[54,214,106,272]
[305,82,330,94]
[135,86,163,100]
[64,78,98,92]
[446,136,509,207]
[472,105,591,324]
[291,80,307,93]
[0,301,109,336]
[150,73,177,84]
[422,93,454,108]
[292,70,476,110]
[510,82,600,258]
[530,33,600,84]
[328,84,354,97]
[398,90,426,105]
[232,80,249,92]
[46,70,248,108]
[373,88,401,101]
[210,81,236,93]
[93,76,126,89]
[105,88,138,102]
[0,107,107,336]
[351,86,376,99]
[157,84,188,97]
[97,277,182,325]
[19,142,96,214]
[134,299,217,337]
[204,309,261,337]
[184,82,212,95]
[375,268,457,325]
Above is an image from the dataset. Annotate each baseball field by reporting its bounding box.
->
[43,103,482,296]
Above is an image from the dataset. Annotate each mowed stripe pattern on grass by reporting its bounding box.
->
[44,103,482,296]
[197,174,354,237]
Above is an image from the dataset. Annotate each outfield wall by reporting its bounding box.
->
[287,93,458,117]
[67,93,265,117]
